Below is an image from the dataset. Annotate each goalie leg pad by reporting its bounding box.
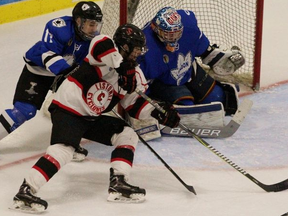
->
[127,115,161,141]
[161,102,225,137]
[174,102,225,127]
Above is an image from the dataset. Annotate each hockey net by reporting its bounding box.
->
[101,0,264,90]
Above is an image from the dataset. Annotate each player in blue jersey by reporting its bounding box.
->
[138,7,245,117]
[0,2,103,154]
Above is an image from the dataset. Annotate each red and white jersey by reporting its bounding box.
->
[50,34,154,120]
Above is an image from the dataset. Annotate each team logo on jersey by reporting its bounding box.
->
[25,82,38,95]
[86,82,114,115]
[170,52,192,85]
[52,18,66,28]
[163,54,169,63]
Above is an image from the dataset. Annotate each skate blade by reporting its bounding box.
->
[107,192,145,203]
[9,200,46,214]
[72,152,86,162]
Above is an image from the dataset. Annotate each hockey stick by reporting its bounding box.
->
[160,99,253,138]
[135,88,288,192]
[111,109,196,194]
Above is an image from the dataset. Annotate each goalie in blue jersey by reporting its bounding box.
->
[132,7,246,139]
[0,1,103,158]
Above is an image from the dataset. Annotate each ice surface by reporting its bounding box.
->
[1,3,288,216]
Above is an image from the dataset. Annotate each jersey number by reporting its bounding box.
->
[44,29,53,43]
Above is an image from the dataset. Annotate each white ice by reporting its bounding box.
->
[1,1,288,216]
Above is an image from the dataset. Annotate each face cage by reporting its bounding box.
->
[79,18,103,41]
[151,22,183,52]
[120,45,148,57]
[157,31,182,52]
[157,27,183,44]
[138,46,148,56]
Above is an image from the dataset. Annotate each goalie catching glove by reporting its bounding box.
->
[151,102,180,128]
[116,61,137,94]
[202,45,245,76]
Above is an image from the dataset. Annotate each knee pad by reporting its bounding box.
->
[111,126,138,149]
[46,144,75,167]
[174,97,195,105]
[201,84,225,104]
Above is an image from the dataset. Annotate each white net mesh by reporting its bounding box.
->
[101,0,262,88]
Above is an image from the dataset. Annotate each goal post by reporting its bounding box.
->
[101,0,264,90]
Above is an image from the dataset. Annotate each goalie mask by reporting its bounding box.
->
[72,1,103,41]
[151,7,183,52]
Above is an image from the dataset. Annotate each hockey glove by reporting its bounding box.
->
[202,45,245,76]
[151,102,180,128]
[116,61,137,94]
[50,63,79,92]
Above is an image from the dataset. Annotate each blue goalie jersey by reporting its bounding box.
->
[139,10,210,86]
[24,16,90,76]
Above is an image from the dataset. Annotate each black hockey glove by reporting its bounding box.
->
[50,63,79,92]
[151,102,180,128]
[60,63,79,77]
[116,61,137,94]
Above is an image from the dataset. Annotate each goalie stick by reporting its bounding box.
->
[135,88,288,193]
[111,110,196,195]
[161,98,253,138]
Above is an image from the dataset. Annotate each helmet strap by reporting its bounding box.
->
[120,44,132,59]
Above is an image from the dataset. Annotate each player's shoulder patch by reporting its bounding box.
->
[52,18,67,28]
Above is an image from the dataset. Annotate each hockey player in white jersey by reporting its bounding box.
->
[133,7,245,139]
[11,23,180,212]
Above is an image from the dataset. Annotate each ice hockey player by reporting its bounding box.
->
[0,1,103,160]
[11,23,180,212]
[132,7,245,139]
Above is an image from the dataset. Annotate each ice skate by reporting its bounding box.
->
[72,145,88,162]
[107,168,146,203]
[10,179,48,213]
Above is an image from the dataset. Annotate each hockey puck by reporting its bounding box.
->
[231,45,241,51]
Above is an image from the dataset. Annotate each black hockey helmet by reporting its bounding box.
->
[113,23,147,56]
[72,1,103,40]
[72,1,103,21]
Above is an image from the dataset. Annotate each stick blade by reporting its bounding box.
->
[187,185,197,195]
[262,178,288,192]
[232,98,253,125]
[247,174,288,192]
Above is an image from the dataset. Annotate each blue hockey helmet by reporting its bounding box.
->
[151,7,183,52]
